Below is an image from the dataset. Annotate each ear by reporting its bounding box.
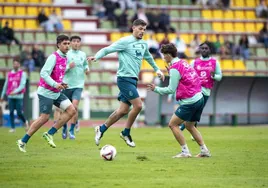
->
[132,25,136,31]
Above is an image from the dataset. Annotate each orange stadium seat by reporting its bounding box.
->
[27,7,38,16]
[15,6,26,15]
[4,6,15,16]
[13,19,24,29]
[25,19,38,29]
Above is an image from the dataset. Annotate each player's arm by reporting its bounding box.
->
[93,39,126,61]
[143,44,165,81]
[212,60,222,81]
[83,53,90,74]
[40,54,58,88]
[0,75,8,99]
[12,72,27,94]
[148,69,180,95]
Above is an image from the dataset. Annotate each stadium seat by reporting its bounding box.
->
[245,23,256,32]
[234,11,245,19]
[233,60,246,70]
[30,71,40,82]
[234,23,245,32]
[245,11,256,19]
[100,86,111,95]
[98,100,111,111]
[160,0,168,5]
[182,0,191,5]
[27,7,38,16]
[192,10,201,18]
[246,0,256,7]
[0,45,9,55]
[40,0,52,3]
[4,6,15,16]
[155,33,165,42]
[223,10,234,19]
[36,33,47,43]
[9,45,21,55]
[167,33,177,41]
[179,22,190,31]
[13,19,25,29]
[111,85,119,96]
[234,0,245,6]
[212,22,223,32]
[23,32,34,42]
[18,0,29,2]
[222,59,233,70]
[45,46,56,56]
[88,86,100,96]
[212,10,223,19]
[202,10,212,19]
[110,33,122,42]
[202,22,212,31]
[256,61,267,73]
[15,6,26,15]
[80,46,92,55]
[7,0,16,3]
[28,0,40,3]
[0,58,6,68]
[181,10,190,18]
[110,99,119,109]
[7,58,14,69]
[256,23,264,31]
[256,48,267,57]
[89,72,101,82]
[25,19,38,29]
[62,20,72,30]
[170,10,179,17]
[223,22,234,32]
[100,20,113,29]
[191,22,201,31]
[245,60,256,71]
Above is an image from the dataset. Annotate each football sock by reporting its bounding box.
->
[100,124,108,133]
[181,144,190,153]
[180,124,186,131]
[21,134,31,143]
[69,123,76,134]
[200,144,208,152]
[48,127,57,135]
[62,124,67,132]
[122,128,130,136]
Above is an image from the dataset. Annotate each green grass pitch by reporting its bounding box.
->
[0,126,267,188]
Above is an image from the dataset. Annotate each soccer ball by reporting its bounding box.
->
[100,145,117,161]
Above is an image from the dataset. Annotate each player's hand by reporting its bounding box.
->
[61,83,68,89]
[210,71,215,78]
[9,91,16,95]
[85,69,90,75]
[167,98,172,103]
[147,83,155,91]
[69,62,75,69]
[55,83,65,90]
[156,70,165,81]
[0,98,4,102]
[87,56,95,62]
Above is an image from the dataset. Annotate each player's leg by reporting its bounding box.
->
[169,114,191,158]
[8,98,16,132]
[60,89,72,139]
[44,93,76,147]
[69,88,82,139]
[17,94,53,152]
[119,97,142,147]
[15,98,29,131]
[95,101,129,146]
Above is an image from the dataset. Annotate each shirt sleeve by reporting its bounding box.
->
[143,44,159,72]
[95,39,127,60]
[1,75,8,99]
[40,54,57,87]
[154,69,181,95]
[13,72,27,94]
[83,52,89,71]
[213,60,222,81]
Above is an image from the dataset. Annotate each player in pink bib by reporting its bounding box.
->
[180,42,222,132]
[1,57,29,132]
[148,44,211,158]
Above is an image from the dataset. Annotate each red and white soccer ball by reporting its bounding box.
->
[100,145,117,161]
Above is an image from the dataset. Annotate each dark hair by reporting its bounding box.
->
[70,35,81,41]
[56,35,69,48]
[13,56,21,64]
[133,19,147,26]
[160,43,177,58]
[199,41,212,51]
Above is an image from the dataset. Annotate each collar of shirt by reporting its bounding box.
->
[200,56,211,61]
[70,49,79,53]
[11,69,21,73]
[57,49,66,57]
[171,57,180,65]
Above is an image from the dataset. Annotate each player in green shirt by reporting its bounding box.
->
[88,19,165,147]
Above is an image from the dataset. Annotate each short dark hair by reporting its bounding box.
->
[133,19,147,27]
[199,41,212,51]
[13,56,21,64]
[56,35,69,48]
[160,43,178,58]
[70,35,81,41]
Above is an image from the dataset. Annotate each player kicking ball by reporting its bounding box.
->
[147,43,211,158]
[16,35,76,152]
[87,19,164,147]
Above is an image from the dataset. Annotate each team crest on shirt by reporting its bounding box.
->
[135,50,142,57]
[129,91,133,96]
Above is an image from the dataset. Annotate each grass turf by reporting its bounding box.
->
[0,126,267,188]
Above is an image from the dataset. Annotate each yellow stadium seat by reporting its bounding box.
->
[168,33,177,41]
[54,7,61,15]
[234,60,246,70]
[212,22,223,32]
[180,34,190,44]
[223,10,234,19]
[256,23,264,31]
[234,23,245,32]
[28,0,39,3]
[41,7,51,15]
[222,60,233,70]
[234,0,245,6]
[202,10,212,19]
[234,11,245,19]
[27,7,38,16]
[211,34,224,43]
[155,59,167,70]
[4,7,15,16]
[245,11,256,19]
[246,0,256,7]
[110,33,122,42]
[13,19,24,29]
[199,34,207,42]
[62,20,72,30]
[223,22,234,32]
[18,0,29,2]
[213,10,223,19]
[143,33,150,40]
[40,0,52,3]
[155,33,165,42]
[8,0,17,2]
[245,23,256,32]
[25,19,38,29]
[0,7,2,16]
[1,19,13,27]
[122,32,131,37]
[0,0,5,2]
[16,7,26,15]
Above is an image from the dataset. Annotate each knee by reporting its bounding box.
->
[67,105,77,117]
[40,114,50,123]
[168,123,176,130]
[133,103,143,112]
[117,108,129,116]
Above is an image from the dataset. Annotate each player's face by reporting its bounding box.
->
[200,44,210,58]
[58,40,70,54]
[163,54,172,64]
[71,39,81,50]
[132,25,147,39]
[13,61,20,70]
